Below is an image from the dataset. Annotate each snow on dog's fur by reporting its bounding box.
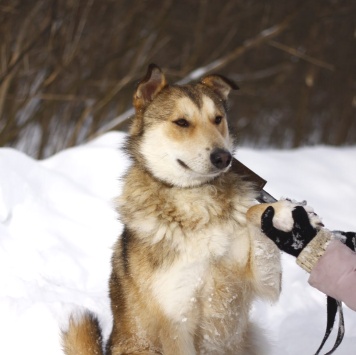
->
[62,65,316,354]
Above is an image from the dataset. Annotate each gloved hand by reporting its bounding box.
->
[261,201,356,273]
[295,230,356,274]
[261,205,319,257]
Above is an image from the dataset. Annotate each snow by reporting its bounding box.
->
[1,131,355,354]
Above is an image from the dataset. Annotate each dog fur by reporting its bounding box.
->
[62,64,295,354]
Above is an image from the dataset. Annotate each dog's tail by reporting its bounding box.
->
[62,311,104,355]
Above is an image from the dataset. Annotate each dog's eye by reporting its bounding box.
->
[214,116,223,125]
[174,118,190,127]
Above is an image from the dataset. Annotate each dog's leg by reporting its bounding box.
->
[246,199,319,302]
[160,324,196,355]
[119,352,160,355]
[108,345,161,355]
[238,321,271,355]
[108,323,196,355]
[246,203,282,302]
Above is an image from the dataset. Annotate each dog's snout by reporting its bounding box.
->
[210,149,232,170]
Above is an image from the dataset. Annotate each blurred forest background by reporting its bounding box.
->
[0,0,355,158]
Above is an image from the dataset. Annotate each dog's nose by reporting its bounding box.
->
[210,149,232,170]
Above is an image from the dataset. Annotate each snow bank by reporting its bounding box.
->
[0,132,355,354]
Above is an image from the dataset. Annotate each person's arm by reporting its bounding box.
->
[261,205,356,311]
[297,232,356,311]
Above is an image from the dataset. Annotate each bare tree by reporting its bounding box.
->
[0,0,355,158]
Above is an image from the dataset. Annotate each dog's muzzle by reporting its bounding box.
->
[210,148,232,170]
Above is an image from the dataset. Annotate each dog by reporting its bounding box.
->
[62,64,314,354]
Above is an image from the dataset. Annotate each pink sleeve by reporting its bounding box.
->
[309,239,356,311]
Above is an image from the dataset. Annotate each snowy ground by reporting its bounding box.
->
[1,131,355,354]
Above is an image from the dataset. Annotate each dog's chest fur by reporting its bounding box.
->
[116,165,257,342]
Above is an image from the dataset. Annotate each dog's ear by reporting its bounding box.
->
[134,64,167,111]
[201,75,239,101]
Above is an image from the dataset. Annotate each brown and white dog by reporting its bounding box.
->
[62,64,314,354]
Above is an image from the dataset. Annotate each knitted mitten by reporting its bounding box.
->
[261,205,318,257]
[287,230,355,273]
[296,229,333,273]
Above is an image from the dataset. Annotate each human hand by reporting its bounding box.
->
[261,200,323,257]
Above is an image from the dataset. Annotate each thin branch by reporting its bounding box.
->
[229,63,292,82]
[64,0,94,66]
[178,11,297,84]
[36,93,91,101]
[268,40,335,71]
[0,5,51,85]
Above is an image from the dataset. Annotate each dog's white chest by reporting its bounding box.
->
[151,221,249,323]
[152,257,207,322]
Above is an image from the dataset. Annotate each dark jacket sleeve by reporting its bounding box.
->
[308,239,356,311]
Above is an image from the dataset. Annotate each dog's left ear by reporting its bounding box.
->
[134,64,167,111]
[201,75,239,101]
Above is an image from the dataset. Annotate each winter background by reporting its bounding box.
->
[1,131,355,354]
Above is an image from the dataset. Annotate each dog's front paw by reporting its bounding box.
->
[271,198,323,232]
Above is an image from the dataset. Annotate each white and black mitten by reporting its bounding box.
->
[261,205,318,257]
[295,228,355,273]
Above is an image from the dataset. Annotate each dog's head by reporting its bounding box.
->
[127,64,238,187]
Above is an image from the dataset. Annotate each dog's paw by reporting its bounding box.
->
[271,198,323,232]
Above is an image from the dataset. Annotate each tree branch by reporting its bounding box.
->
[268,40,335,71]
[92,9,299,138]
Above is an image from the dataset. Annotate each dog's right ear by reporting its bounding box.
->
[133,64,167,111]
[201,75,239,101]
